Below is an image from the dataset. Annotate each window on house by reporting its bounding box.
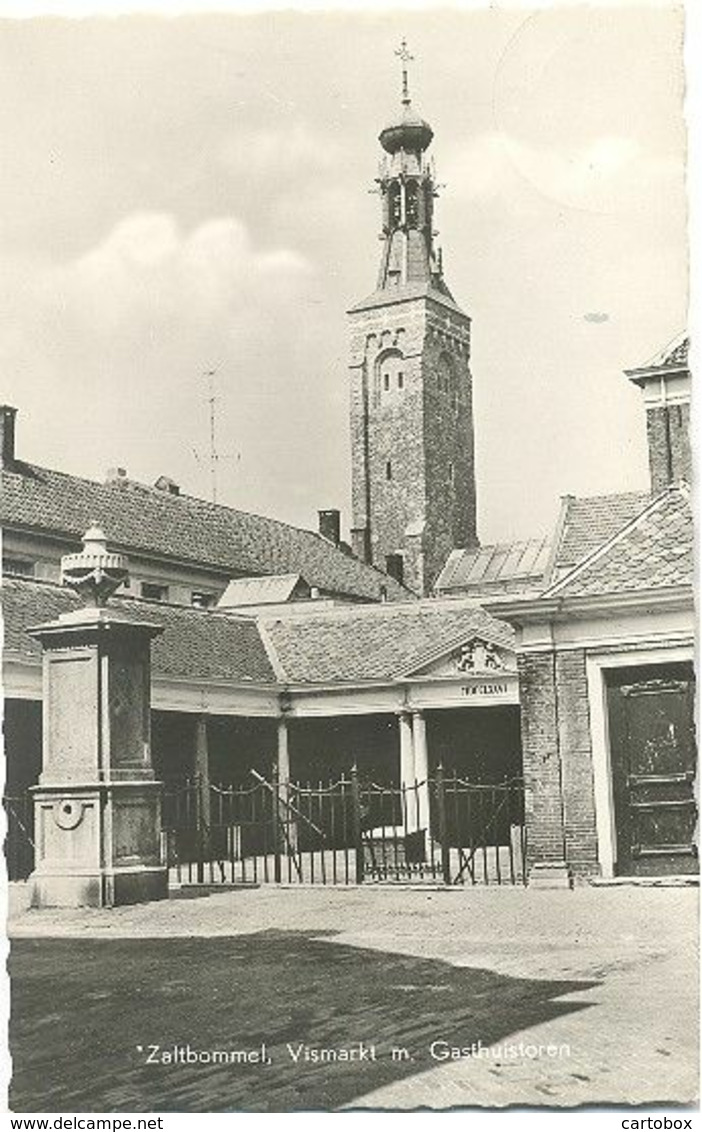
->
[385,460,393,481]
[191,591,216,610]
[141,582,169,602]
[2,557,34,578]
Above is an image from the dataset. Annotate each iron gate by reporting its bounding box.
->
[162,769,526,887]
[3,793,35,882]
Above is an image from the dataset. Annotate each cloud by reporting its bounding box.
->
[443,131,683,216]
[45,212,311,332]
[0,212,332,516]
[217,122,343,181]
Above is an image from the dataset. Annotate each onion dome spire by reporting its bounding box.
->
[379,39,434,155]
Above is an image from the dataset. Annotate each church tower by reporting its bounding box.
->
[348,43,478,597]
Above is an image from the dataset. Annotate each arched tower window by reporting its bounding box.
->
[376,349,406,403]
[437,352,455,394]
[388,183,402,228]
[406,180,419,227]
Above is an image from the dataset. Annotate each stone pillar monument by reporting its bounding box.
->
[28,527,168,908]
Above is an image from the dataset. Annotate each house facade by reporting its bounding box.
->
[492,336,695,883]
[0,54,695,887]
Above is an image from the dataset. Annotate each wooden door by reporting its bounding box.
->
[607,664,697,876]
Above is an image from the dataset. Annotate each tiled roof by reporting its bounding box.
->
[2,578,276,684]
[435,538,551,596]
[261,601,514,684]
[544,485,692,599]
[554,491,651,573]
[627,333,689,375]
[3,581,515,689]
[0,462,407,604]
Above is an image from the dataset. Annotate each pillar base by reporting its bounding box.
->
[31,865,168,909]
[528,861,572,889]
[30,780,167,909]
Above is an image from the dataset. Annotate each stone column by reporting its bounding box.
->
[398,710,417,830]
[276,713,296,852]
[28,527,168,908]
[411,709,431,835]
[276,717,290,784]
[194,714,211,830]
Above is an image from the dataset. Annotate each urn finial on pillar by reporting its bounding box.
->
[27,528,167,909]
[61,524,129,607]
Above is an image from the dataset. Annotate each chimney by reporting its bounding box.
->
[318,509,341,546]
[351,526,371,563]
[0,405,18,469]
[106,467,128,483]
[155,475,181,496]
[626,335,691,495]
[385,552,405,586]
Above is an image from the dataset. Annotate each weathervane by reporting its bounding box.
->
[395,38,414,105]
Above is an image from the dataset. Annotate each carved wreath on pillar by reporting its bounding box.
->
[53,798,86,830]
[455,638,504,674]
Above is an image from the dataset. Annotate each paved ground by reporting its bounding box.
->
[8,884,699,1112]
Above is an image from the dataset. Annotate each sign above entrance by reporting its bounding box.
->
[462,683,510,697]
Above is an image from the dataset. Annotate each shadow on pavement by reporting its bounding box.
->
[9,930,599,1112]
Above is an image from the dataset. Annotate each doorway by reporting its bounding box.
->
[606,663,697,876]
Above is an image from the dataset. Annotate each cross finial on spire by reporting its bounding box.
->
[395,38,414,104]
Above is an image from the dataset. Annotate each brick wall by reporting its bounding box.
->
[348,293,477,595]
[555,650,599,877]
[517,648,599,879]
[517,652,566,867]
[646,403,691,495]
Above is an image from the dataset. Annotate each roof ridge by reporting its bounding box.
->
[6,462,357,558]
[2,459,409,600]
[1,575,257,623]
[569,488,651,506]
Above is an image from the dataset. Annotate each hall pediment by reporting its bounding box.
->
[403,635,517,681]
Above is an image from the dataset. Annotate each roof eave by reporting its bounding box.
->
[487,584,693,626]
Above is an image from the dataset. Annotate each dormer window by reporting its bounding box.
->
[141,582,168,602]
[2,556,34,578]
[192,591,216,609]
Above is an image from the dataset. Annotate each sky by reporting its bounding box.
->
[0,5,689,543]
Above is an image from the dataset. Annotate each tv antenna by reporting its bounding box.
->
[192,368,239,504]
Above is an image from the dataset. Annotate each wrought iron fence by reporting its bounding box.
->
[3,771,526,888]
[3,793,35,881]
[162,768,527,887]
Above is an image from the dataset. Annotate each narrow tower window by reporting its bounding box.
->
[397,372,404,390]
[448,462,455,485]
[384,373,390,391]
[385,460,393,481]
